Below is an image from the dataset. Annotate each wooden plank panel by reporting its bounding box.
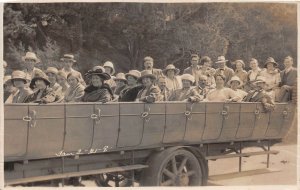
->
[265,104,288,137]
[92,104,119,150]
[64,104,94,152]
[140,103,165,146]
[202,103,224,140]
[219,103,240,141]
[4,105,28,158]
[163,103,186,143]
[235,103,257,139]
[27,105,64,159]
[277,103,296,138]
[251,104,270,139]
[184,103,205,143]
[117,103,144,147]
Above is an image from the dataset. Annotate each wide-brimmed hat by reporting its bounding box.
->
[163,64,180,76]
[125,70,141,80]
[30,71,51,87]
[114,72,127,82]
[264,57,278,68]
[85,69,111,81]
[137,70,156,82]
[181,74,195,83]
[233,60,245,68]
[45,67,59,75]
[22,52,40,63]
[60,54,76,63]
[10,70,30,84]
[103,61,115,75]
[252,76,266,85]
[215,56,228,63]
[228,76,243,86]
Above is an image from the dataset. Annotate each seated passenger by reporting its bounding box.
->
[64,72,85,102]
[169,74,202,102]
[135,70,161,103]
[162,64,182,92]
[199,56,216,88]
[276,56,297,102]
[243,76,275,111]
[194,75,212,99]
[205,74,241,102]
[233,60,247,87]
[3,75,18,103]
[157,76,171,101]
[103,61,117,91]
[10,70,33,103]
[22,52,43,80]
[113,73,128,96]
[119,70,142,102]
[81,69,113,103]
[259,57,281,101]
[244,58,262,92]
[56,71,70,95]
[228,76,248,100]
[45,67,63,96]
[24,72,58,104]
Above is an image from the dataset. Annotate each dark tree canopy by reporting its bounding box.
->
[4,3,297,74]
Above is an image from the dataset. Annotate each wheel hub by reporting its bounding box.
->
[175,173,189,186]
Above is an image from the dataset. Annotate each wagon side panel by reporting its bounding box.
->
[235,103,257,139]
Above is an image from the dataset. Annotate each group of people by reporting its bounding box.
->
[3,52,297,111]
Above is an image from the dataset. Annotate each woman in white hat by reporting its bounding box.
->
[81,69,114,102]
[163,64,182,92]
[24,71,58,103]
[45,67,63,96]
[169,74,202,102]
[22,52,43,80]
[135,70,161,103]
[60,54,86,86]
[9,70,33,103]
[205,74,241,102]
[113,73,128,96]
[103,61,117,91]
[228,76,248,100]
[3,75,19,103]
[119,70,142,102]
[233,60,247,86]
[259,57,281,101]
[64,72,85,102]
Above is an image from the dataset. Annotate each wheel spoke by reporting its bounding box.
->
[163,168,176,179]
[161,179,174,186]
[172,156,178,174]
[178,157,188,173]
[186,170,196,177]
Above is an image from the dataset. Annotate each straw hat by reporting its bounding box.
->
[264,57,278,68]
[22,52,40,63]
[125,70,141,80]
[60,54,76,63]
[30,71,51,87]
[215,56,228,63]
[10,70,30,83]
[114,73,127,82]
[227,76,243,86]
[45,67,59,75]
[103,61,115,75]
[137,70,156,83]
[181,74,195,83]
[85,68,111,81]
[233,60,245,68]
[163,64,180,76]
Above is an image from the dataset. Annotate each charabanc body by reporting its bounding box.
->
[4,101,296,186]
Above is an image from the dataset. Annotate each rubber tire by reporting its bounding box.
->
[140,148,205,186]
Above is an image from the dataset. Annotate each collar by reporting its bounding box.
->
[285,67,293,73]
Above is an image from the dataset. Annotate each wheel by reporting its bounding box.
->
[141,148,206,186]
[94,172,132,187]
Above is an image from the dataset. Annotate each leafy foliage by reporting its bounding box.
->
[4,3,297,74]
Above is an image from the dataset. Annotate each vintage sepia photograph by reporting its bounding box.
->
[2,1,298,187]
